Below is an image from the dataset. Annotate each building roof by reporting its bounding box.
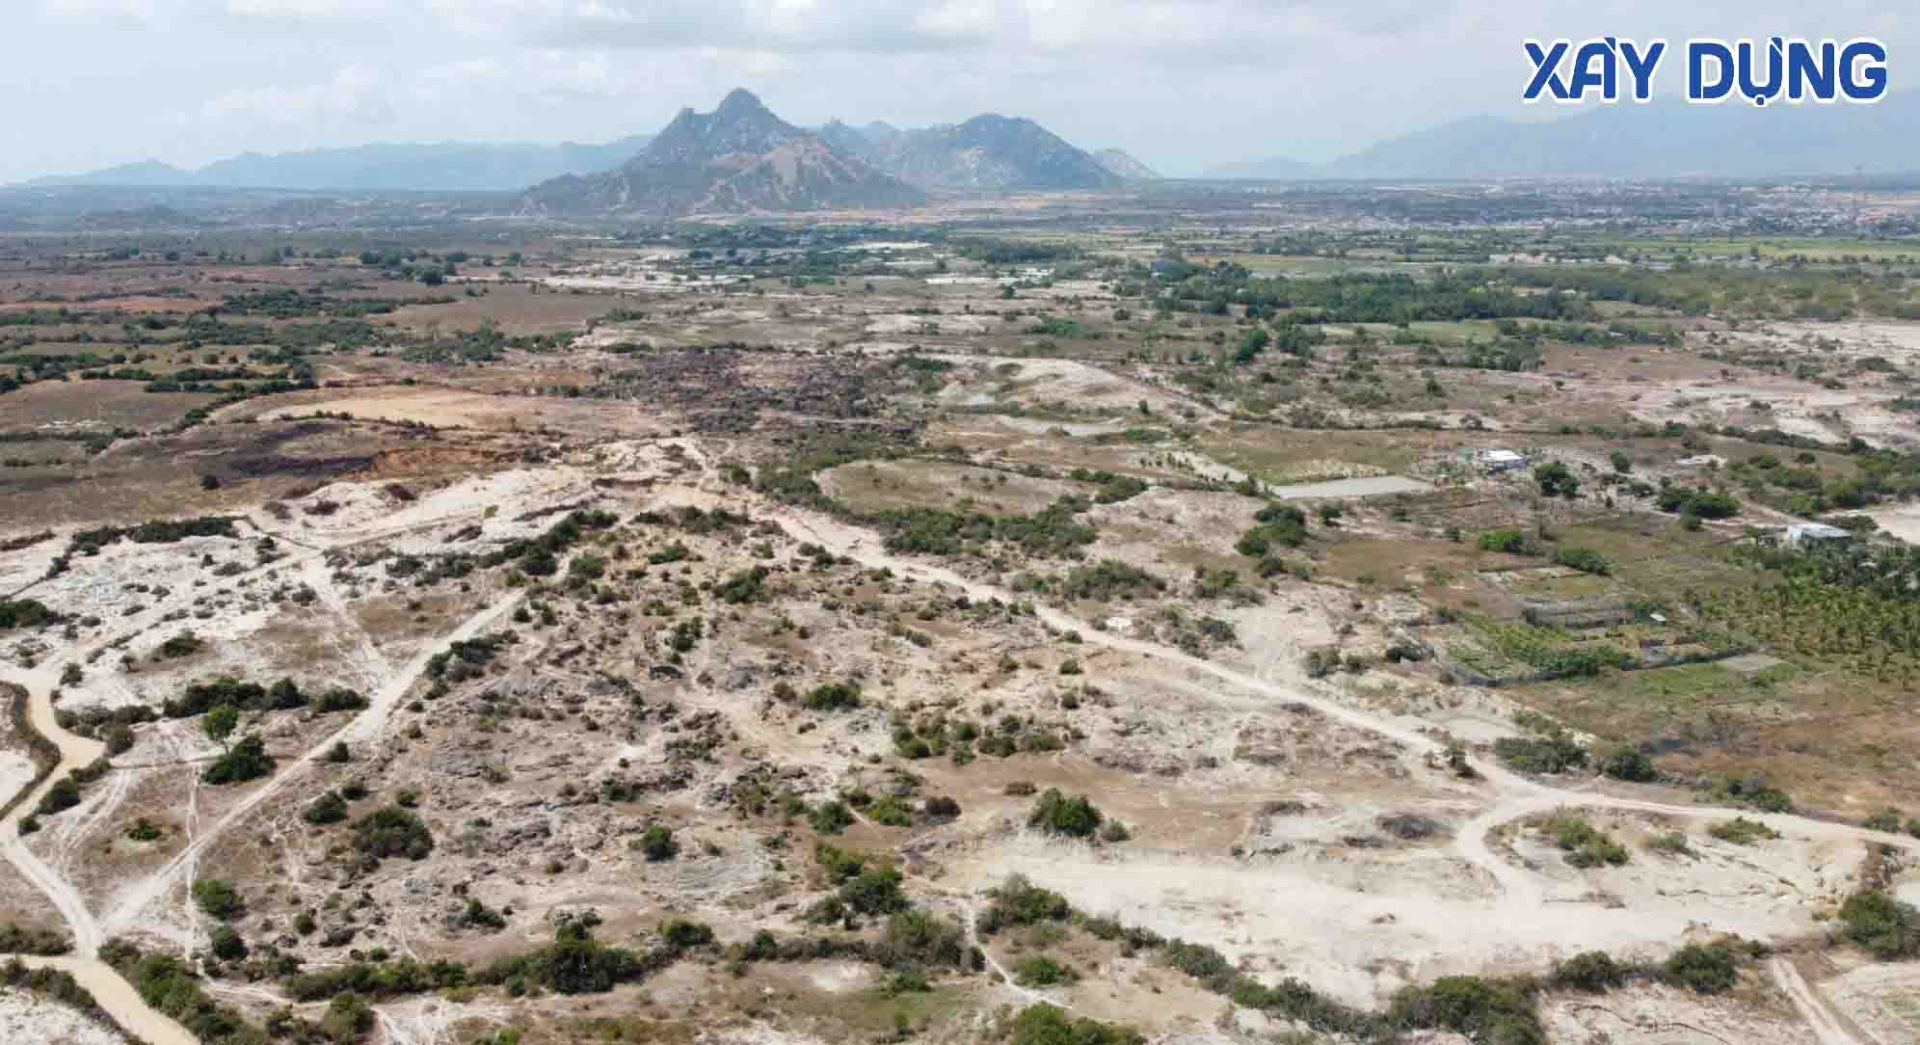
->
[1787,522,1851,540]
[1481,449,1526,463]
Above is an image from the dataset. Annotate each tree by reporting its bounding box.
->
[203,704,238,750]
[639,825,678,862]
[202,734,274,785]
[1535,461,1580,499]
[1028,789,1103,838]
[191,878,244,920]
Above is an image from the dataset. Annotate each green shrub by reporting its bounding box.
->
[809,800,854,835]
[0,599,57,631]
[1646,831,1692,856]
[639,825,678,862]
[1014,954,1078,987]
[868,796,911,827]
[0,923,71,955]
[1236,519,1307,557]
[191,878,244,920]
[979,876,1070,935]
[878,907,966,969]
[1538,813,1629,868]
[1161,939,1234,988]
[1494,730,1587,775]
[1009,1003,1144,1045]
[1554,547,1610,575]
[208,924,248,961]
[660,920,714,950]
[304,791,348,826]
[157,630,204,659]
[322,993,374,1042]
[1535,461,1579,499]
[459,898,508,932]
[1707,818,1778,846]
[313,688,369,713]
[1661,943,1738,993]
[102,939,274,1044]
[838,868,909,916]
[1478,529,1529,554]
[1029,790,1102,838]
[1550,951,1624,992]
[478,921,649,995]
[802,682,862,711]
[1058,560,1165,602]
[1838,891,1920,959]
[1598,746,1656,782]
[125,817,163,842]
[202,733,274,785]
[351,806,434,864]
[1864,808,1903,833]
[1386,975,1544,1045]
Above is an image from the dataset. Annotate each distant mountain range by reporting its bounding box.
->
[47,86,1906,202]
[819,116,1125,191]
[1093,149,1160,181]
[27,137,652,192]
[520,89,925,217]
[1205,92,1920,180]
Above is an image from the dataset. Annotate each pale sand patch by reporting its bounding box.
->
[0,987,129,1045]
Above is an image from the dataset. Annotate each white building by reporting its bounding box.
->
[1785,522,1851,546]
[1480,449,1527,474]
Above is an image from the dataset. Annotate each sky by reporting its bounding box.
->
[5,0,1911,182]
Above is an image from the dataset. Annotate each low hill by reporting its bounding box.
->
[826,115,1122,191]
[28,138,651,192]
[1094,149,1160,180]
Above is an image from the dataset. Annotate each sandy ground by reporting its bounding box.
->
[0,985,129,1045]
[0,751,33,812]
[1820,960,1920,1044]
[1267,475,1435,500]
[1541,980,1823,1044]
[940,813,1858,1009]
[931,354,1210,419]
[1869,502,1920,545]
[3,416,1918,1043]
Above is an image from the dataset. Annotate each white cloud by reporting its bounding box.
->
[41,0,167,20]
[195,65,394,131]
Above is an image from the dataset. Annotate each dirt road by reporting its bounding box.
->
[101,586,525,936]
[12,955,200,1045]
[0,481,1905,1044]
[1771,958,1866,1045]
[0,488,560,1043]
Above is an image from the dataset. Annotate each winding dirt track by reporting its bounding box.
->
[0,492,569,1043]
[0,492,1893,1044]
[767,506,1896,1044]
[1770,958,1866,1045]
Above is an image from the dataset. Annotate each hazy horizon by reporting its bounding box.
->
[8,1,1909,183]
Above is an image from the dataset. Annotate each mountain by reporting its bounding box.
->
[1331,95,1920,179]
[1093,149,1159,180]
[28,138,651,192]
[520,89,925,217]
[33,160,198,187]
[1202,92,1920,181]
[825,115,1122,191]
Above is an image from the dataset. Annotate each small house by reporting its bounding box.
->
[1480,449,1527,474]
[1785,522,1851,547]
